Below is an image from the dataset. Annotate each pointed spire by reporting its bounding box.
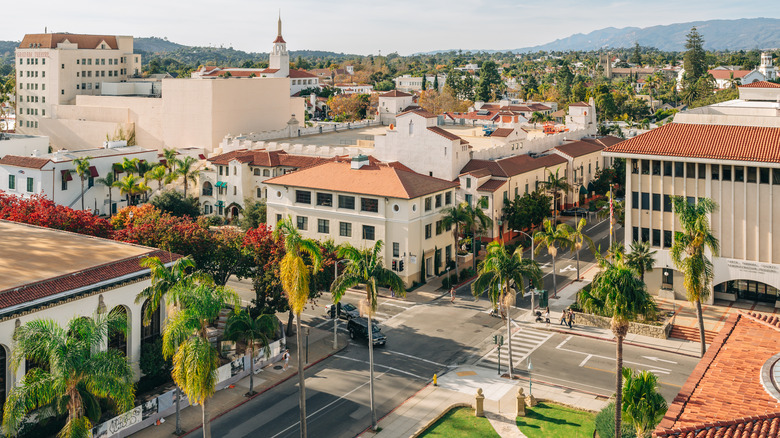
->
[278,11,282,38]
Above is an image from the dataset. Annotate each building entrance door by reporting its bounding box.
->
[715,280,779,304]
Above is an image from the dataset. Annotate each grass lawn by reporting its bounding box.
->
[418,406,499,438]
[516,402,596,438]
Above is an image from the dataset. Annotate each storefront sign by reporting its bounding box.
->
[726,260,780,275]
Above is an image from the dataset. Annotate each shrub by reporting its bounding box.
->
[240,198,266,230]
[441,274,458,289]
[594,402,636,438]
[149,189,200,218]
[139,337,171,380]
[459,267,476,282]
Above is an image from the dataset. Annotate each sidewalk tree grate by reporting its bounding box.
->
[273,365,283,370]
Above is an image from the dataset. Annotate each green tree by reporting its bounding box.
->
[274,217,323,438]
[683,27,707,87]
[529,111,545,128]
[432,75,439,91]
[472,242,542,378]
[670,197,719,357]
[630,42,642,65]
[564,218,595,281]
[175,156,200,198]
[503,190,552,232]
[474,60,503,101]
[145,165,168,191]
[121,157,139,176]
[441,203,469,280]
[240,199,267,230]
[150,190,200,218]
[96,171,117,217]
[463,198,493,272]
[224,312,276,396]
[534,219,571,298]
[331,241,405,431]
[72,157,92,211]
[621,368,667,438]
[163,148,178,175]
[541,169,571,225]
[115,175,142,206]
[625,241,656,282]
[580,259,655,438]
[421,74,427,91]
[162,283,240,438]
[3,312,134,438]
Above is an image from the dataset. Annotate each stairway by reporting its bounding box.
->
[216,308,231,333]
[669,325,717,344]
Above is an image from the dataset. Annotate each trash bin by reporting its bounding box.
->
[538,290,549,308]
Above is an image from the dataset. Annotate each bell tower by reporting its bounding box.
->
[269,13,289,77]
[759,52,776,81]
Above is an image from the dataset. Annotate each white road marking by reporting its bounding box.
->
[642,356,678,364]
[478,328,553,368]
[556,335,573,349]
[579,354,593,367]
[560,265,576,273]
[380,301,415,309]
[648,369,671,375]
[556,341,672,372]
[383,350,446,367]
[586,218,608,232]
[334,355,426,380]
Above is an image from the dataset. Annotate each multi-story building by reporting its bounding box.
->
[377,90,415,124]
[394,74,446,93]
[0,132,50,158]
[548,136,620,207]
[603,81,780,306]
[264,155,459,286]
[0,143,157,214]
[15,33,141,134]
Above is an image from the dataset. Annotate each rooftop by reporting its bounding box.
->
[461,153,567,178]
[208,149,329,168]
[19,33,120,50]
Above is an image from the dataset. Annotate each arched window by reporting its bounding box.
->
[202,181,213,197]
[141,300,161,346]
[108,306,129,356]
[253,168,261,176]
[263,169,270,177]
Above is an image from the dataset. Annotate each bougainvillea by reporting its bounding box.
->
[0,192,113,238]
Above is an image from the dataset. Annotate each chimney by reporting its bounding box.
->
[351,154,369,170]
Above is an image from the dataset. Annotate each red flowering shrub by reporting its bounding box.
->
[0,192,113,238]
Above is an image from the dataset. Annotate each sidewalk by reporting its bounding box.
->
[359,365,608,438]
[131,327,349,438]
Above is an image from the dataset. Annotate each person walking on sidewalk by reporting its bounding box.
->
[560,308,568,325]
[567,310,574,329]
[544,307,550,324]
[282,349,290,370]
[450,287,456,303]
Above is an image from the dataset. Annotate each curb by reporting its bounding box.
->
[533,325,702,358]
[180,341,349,437]
[410,403,472,438]
[356,381,438,437]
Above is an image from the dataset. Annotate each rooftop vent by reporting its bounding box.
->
[351,154,369,170]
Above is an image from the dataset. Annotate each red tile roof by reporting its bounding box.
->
[477,179,507,192]
[208,150,328,169]
[569,102,590,107]
[289,69,316,79]
[264,159,458,199]
[654,312,780,437]
[460,154,566,178]
[553,140,605,158]
[397,108,437,119]
[273,35,286,44]
[19,33,118,50]
[0,155,51,169]
[708,69,752,80]
[739,81,780,89]
[604,123,780,164]
[490,128,514,138]
[582,135,624,148]
[427,126,462,141]
[380,90,413,98]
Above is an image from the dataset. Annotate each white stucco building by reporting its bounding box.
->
[0,133,50,158]
[394,74,446,93]
[377,90,415,124]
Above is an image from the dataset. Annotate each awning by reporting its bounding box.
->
[61,170,73,181]
[215,181,227,188]
[159,159,167,166]
[587,181,596,192]
[198,154,207,160]
[89,166,99,178]
[579,185,588,195]
[216,200,224,207]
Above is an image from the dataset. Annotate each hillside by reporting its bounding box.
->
[133,37,185,53]
[514,18,780,52]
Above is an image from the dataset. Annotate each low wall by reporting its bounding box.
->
[574,312,672,339]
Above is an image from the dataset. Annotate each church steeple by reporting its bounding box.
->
[273,12,286,44]
[269,13,289,77]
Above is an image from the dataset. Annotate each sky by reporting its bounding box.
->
[3,0,778,55]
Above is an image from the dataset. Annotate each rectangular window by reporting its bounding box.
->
[633,226,639,242]
[435,194,442,208]
[687,196,695,205]
[675,162,684,178]
[712,165,719,180]
[256,188,262,198]
[734,166,744,182]
[8,175,15,190]
[641,160,650,175]
[698,163,706,180]
[664,230,673,248]
[436,220,443,235]
[774,169,780,185]
[296,190,311,204]
[641,227,650,243]
[26,177,33,192]
[632,191,639,209]
[747,166,757,183]
[361,198,378,213]
[339,222,352,237]
[662,268,674,289]
[722,165,732,181]
[425,224,432,239]
[760,168,770,184]
[652,160,661,175]
[663,194,672,212]
[317,219,329,234]
[291,217,306,232]
[338,195,355,209]
[316,193,332,206]
[652,229,661,247]
[652,193,661,211]
[641,192,650,210]
[446,245,452,263]
[445,191,452,205]
[466,178,472,188]
[465,194,472,206]
[424,197,432,211]
[631,160,639,174]
[393,242,400,258]
[362,225,375,240]
[686,162,696,179]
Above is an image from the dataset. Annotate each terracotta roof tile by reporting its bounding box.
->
[569,102,590,107]
[380,90,412,98]
[582,135,623,148]
[739,81,780,89]
[273,35,286,43]
[289,69,317,79]
[477,179,507,192]
[397,108,437,119]
[427,126,462,141]
[604,123,780,164]
[490,128,514,138]
[20,33,118,50]
[208,150,327,169]
[460,154,566,178]
[0,155,51,169]
[708,69,752,80]
[264,159,458,199]
[553,140,605,158]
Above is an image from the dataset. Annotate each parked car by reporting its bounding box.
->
[326,302,360,320]
[561,207,589,216]
[347,317,387,346]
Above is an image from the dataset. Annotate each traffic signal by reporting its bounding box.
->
[329,305,336,319]
[399,260,404,272]
[392,260,397,271]
[336,302,342,317]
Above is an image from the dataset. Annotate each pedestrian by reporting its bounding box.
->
[282,349,290,371]
[567,310,574,329]
[560,308,568,325]
[450,287,456,303]
[544,307,550,324]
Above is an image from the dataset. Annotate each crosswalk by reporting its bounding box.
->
[312,295,417,333]
[477,327,553,369]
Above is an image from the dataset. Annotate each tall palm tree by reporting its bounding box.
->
[176,156,201,198]
[580,259,655,438]
[463,198,493,272]
[121,157,140,176]
[274,217,323,438]
[541,169,571,225]
[472,242,541,379]
[163,148,179,175]
[72,156,92,211]
[621,368,668,438]
[625,240,657,282]
[670,196,719,357]
[3,312,134,438]
[534,219,571,298]
[96,171,117,217]
[331,241,405,431]
[162,283,240,438]
[146,165,168,191]
[115,175,142,206]
[441,203,469,280]
[223,312,276,396]
[564,217,594,281]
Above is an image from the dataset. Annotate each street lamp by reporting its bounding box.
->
[332,259,349,350]
[516,229,537,312]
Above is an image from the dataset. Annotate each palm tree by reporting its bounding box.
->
[3,312,134,438]
[164,148,178,175]
[223,312,276,396]
[162,283,240,438]
[534,219,571,298]
[146,165,168,191]
[331,241,405,431]
[96,172,117,217]
[115,175,142,206]
[529,111,545,128]
[463,198,493,272]
[72,156,92,211]
[121,157,139,176]
[472,242,541,379]
[621,368,668,438]
[625,240,656,282]
[670,196,719,357]
[580,259,655,438]
[541,169,571,225]
[441,203,469,280]
[564,217,594,281]
[136,255,204,435]
[175,156,201,198]
[274,217,323,438]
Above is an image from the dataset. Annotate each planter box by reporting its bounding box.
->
[457,252,473,266]
[574,311,672,339]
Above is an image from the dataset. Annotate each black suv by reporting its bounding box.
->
[347,317,387,346]
[327,302,360,320]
